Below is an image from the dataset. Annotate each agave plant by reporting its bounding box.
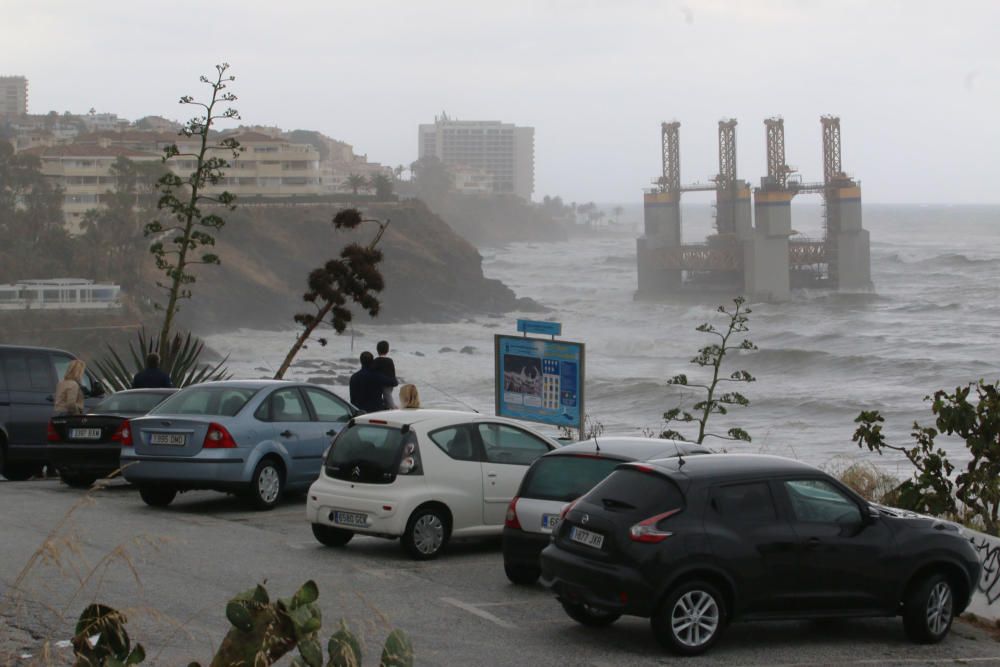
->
[93,328,231,391]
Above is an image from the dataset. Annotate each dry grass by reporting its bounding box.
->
[823,458,902,504]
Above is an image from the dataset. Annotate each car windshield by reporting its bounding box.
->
[325,424,414,484]
[149,387,258,417]
[521,455,623,502]
[95,392,171,415]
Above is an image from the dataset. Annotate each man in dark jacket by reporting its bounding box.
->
[370,340,397,409]
[131,353,173,389]
[349,351,398,413]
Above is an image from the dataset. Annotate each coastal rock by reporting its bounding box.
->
[439,347,455,353]
[460,346,476,354]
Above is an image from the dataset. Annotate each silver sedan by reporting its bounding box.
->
[121,380,359,510]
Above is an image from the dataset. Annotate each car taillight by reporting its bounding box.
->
[47,420,60,443]
[505,497,522,529]
[203,422,237,449]
[111,420,132,447]
[629,508,681,543]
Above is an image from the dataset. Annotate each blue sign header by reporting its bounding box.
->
[516,319,562,337]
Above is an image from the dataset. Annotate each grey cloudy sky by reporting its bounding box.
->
[4,0,998,204]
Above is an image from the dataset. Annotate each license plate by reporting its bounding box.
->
[570,526,604,549]
[70,428,102,440]
[542,513,561,531]
[150,433,186,446]
[332,510,367,528]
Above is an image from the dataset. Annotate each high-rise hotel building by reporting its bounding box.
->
[418,113,534,200]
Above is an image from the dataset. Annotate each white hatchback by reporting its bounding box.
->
[306,409,561,559]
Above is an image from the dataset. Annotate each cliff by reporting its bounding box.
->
[170,199,542,333]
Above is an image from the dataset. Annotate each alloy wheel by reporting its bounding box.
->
[257,465,280,504]
[671,589,720,648]
[412,514,445,555]
[926,581,953,636]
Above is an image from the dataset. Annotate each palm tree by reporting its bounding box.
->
[368,173,394,200]
[344,173,367,195]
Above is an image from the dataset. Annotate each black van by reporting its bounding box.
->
[0,345,105,480]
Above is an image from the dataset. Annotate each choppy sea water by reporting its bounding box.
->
[206,203,1000,476]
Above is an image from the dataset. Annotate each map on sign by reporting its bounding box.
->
[494,334,584,430]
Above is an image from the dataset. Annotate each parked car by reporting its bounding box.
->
[540,453,980,656]
[503,436,710,585]
[121,380,360,510]
[307,409,561,560]
[0,345,106,480]
[47,388,176,487]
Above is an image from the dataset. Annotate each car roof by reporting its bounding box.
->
[354,409,557,437]
[111,388,177,395]
[544,436,710,461]
[642,453,822,482]
[0,344,74,354]
[177,379,299,390]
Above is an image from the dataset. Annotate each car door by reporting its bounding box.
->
[476,422,553,525]
[426,425,485,531]
[779,477,895,612]
[301,387,355,479]
[1,349,56,447]
[706,480,800,614]
[263,387,325,485]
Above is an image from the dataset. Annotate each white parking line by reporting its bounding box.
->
[440,597,518,629]
[768,658,1000,666]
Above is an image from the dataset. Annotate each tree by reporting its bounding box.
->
[368,172,394,199]
[854,379,1000,534]
[410,156,453,210]
[661,297,757,444]
[274,209,388,379]
[343,173,366,195]
[143,63,243,357]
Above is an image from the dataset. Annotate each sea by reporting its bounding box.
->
[206,203,1000,478]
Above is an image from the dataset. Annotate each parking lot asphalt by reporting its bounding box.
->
[2,479,1000,666]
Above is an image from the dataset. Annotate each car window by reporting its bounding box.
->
[712,482,778,523]
[96,392,170,414]
[429,425,481,462]
[267,388,310,422]
[784,479,861,524]
[477,423,551,465]
[582,467,686,518]
[520,455,622,502]
[303,387,353,423]
[325,424,421,483]
[3,351,53,392]
[151,387,257,417]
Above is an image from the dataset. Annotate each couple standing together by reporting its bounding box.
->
[349,340,419,413]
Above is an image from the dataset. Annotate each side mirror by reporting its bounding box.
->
[90,380,106,397]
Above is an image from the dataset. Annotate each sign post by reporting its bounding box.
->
[495,320,585,438]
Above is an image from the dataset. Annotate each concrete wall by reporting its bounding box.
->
[745,191,793,301]
[965,529,1000,622]
[637,192,682,295]
[830,189,872,290]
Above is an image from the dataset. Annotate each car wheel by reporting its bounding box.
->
[0,443,37,481]
[312,523,353,547]
[504,562,541,585]
[61,473,97,489]
[401,506,449,560]
[139,486,177,507]
[248,459,284,511]
[652,580,727,656]
[903,573,955,643]
[560,601,621,627]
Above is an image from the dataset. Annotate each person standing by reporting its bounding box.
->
[132,353,173,389]
[54,359,86,416]
[399,384,420,409]
[371,340,397,409]
[349,351,398,413]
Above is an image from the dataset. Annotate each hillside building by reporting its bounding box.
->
[0,76,28,117]
[418,113,534,200]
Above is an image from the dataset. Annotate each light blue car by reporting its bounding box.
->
[121,380,360,510]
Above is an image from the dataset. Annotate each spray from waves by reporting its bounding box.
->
[881,252,1000,267]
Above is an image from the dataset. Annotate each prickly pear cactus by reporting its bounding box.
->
[208,580,323,667]
[326,620,363,667]
[72,603,146,666]
[379,628,413,667]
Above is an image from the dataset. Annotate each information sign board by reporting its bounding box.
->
[494,334,584,430]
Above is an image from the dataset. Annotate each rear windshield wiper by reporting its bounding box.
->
[601,497,636,510]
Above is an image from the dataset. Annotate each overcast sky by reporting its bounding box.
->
[4,0,998,204]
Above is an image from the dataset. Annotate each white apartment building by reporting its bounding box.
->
[0,76,28,117]
[418,113,534,200]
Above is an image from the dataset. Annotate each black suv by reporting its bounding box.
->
[0,345,105,480]
[540,454,980,656]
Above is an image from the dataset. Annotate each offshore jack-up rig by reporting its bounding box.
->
[636,116,871,301]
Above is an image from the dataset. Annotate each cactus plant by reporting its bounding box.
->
[72,581,410,667]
